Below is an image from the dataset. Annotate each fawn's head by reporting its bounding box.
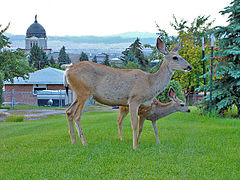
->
[156,38,192,72]
[168,87,190,113]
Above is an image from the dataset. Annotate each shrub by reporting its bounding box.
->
[5,116,24,122]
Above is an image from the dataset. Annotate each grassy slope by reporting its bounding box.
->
[0,109,239,179]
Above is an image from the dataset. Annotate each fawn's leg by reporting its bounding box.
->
[152,121,160,144]
[137,116,145,143]
[117,107,129,141]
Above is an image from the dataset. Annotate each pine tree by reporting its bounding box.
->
[201,0,240,117]
[79,52,89,61]
[92,55,97,63]
[58,46,71,64]
[50,56,55,65]
[102,54,110,66]
[29,45,49,70]
[121,38,148,69]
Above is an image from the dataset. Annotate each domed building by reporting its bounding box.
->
[25,15,51,54]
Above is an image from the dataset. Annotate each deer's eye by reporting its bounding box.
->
[173,56,178,60]
[180,104,184,107]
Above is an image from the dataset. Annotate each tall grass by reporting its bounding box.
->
[0,108,239,179]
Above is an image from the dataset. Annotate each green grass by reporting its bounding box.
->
[5,116,24,122]
[0,108,239,179]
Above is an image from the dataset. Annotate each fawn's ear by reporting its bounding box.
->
[171,40,181,53]
[156,38,169,55]
[168,87,176,100]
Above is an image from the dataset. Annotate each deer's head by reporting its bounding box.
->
[156,38,192,72]
[168,87,190,113]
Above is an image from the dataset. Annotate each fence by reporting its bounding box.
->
[186,93,204,106]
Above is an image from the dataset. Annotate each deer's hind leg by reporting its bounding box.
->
[66,99,78,143]
[129,102,140,149]
[74,93,90,146]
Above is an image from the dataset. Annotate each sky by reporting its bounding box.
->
[0,0,232,37]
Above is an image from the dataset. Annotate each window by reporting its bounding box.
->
[33,84,46,95]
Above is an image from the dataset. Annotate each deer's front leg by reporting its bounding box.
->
[129,102,140,149]
[152,121,160,144]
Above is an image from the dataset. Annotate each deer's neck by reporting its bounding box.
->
[150,60,174,96]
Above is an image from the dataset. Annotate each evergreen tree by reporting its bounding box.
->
[50,56,55,65]
[92,55,97,63]
[29,45,49,70]
[102,54,110,66]
[58,46,71,64]
[200,0,240,117]
[121,38,148,69]
[79,52,89,61]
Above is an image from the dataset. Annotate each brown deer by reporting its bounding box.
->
[117,87,190,144]
[64,38,192,149]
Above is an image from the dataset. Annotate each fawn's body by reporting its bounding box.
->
[117,88,190,144]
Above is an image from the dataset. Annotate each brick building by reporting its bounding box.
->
[4,67,67,106]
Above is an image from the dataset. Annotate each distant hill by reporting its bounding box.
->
[6,32,157,52]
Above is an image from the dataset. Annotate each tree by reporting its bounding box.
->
[200,0,240,117]
[121,38,148,69]
[58,46,71,64]
[101,54,110,66]
[50,56,55,66]
[92,55,97,63]
[0,24,32,105]
[29,45,49,70]
[169,15,213,94]
[79,52,89,61]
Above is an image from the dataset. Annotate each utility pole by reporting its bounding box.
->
[209,34,215,117]
[202,37,206,96]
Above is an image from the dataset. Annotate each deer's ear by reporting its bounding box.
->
[168,87,176,100]
[171,40,181,52]
[152,98,159,105]
[156,38,169,55]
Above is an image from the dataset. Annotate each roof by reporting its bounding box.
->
[4,67,65,85]
[26,15,46,38]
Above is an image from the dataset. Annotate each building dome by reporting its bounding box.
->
[26,15,46,38]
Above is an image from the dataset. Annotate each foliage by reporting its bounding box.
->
[5,116,24,122]
[169,15,213,93]
[0,111,239,179]
[157,80,185,103]
[121,38,148,69]
[120,61,140,69]
[101,54,110,66]
[92,55,97,63]
[58,46,71,64]
[29,45,49,70]
[49,56,55,66]
[0,72,3,105]
[0,24,32,106]
[79,51,89,61]
[199,0,240,117]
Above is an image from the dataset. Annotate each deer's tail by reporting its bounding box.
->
[64,70,69,96]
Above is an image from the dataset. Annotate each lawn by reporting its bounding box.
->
[0,108,239,179]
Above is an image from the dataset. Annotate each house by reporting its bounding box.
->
[4,67,72,106]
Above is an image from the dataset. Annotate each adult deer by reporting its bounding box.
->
[64,38,192,149]
[117,87,190,144]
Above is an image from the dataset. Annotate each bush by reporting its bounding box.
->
[6,116,24,122]
[157,80,185,103]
